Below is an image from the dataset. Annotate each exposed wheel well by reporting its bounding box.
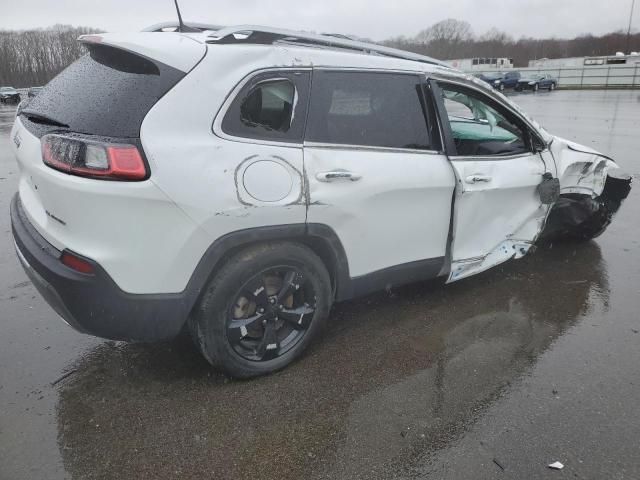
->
[184,224,350,322]
[207,236,340,298]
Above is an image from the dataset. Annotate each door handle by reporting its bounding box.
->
[316,170,362,182]
[465,175,492,184]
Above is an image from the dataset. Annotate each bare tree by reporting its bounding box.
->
[0,25,100,87]
[384,20,640,66]
[415,18,473,44]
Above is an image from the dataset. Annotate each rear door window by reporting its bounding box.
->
[305,71,435,150]
[20,44,185,138]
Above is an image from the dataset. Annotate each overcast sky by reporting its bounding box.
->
[1,0,637,40]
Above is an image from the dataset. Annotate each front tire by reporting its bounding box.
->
[549,83,556,91]
[533,83,539,92]
[499,83,505,92]
[189,242,332,378]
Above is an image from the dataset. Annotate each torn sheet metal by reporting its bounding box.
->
[540,169,632,241]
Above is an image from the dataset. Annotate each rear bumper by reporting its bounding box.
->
[10,193,189,341]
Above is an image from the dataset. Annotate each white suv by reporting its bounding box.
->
[10,24,631,377]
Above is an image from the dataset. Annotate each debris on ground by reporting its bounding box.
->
[548,461,564,470]
[493,458,505,471]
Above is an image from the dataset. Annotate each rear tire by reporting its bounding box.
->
[189,242,332,378]
[549,83,556,91]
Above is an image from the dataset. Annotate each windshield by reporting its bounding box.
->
[484,73,503,80]
[0,87,16,92]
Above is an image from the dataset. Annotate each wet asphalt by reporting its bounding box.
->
[0,90,639,480]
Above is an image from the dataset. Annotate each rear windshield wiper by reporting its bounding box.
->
[20,110,70,128]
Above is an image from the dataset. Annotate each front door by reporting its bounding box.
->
[304,70,456,287]
[432,80,552,282]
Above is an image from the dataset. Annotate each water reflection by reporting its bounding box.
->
[56,242,606,479]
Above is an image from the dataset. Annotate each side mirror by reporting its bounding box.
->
[530,131,546,152]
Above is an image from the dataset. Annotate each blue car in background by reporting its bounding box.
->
[475,72,503,88]
[475,71,521,91]
[516,74,558,92]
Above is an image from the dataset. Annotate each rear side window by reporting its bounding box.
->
[21,44,185,138]
[306,71,433,150]
[221,71,311,143]
[240,80,295,132]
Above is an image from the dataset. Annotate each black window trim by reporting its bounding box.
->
[213,67,312,147]
[303,67,442,154]
[428,75,548,160]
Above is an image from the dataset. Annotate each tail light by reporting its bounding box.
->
[41,134,148,180]
[61,250,95,275]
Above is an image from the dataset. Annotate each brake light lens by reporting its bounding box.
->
[61,250,95,274]
[41,134,147,180]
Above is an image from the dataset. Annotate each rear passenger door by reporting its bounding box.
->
[304,70,456,290]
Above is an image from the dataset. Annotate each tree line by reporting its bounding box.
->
[384,19,640,66]
[0,21,639,88]
[0,25,97,88]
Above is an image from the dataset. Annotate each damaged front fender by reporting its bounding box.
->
[540,137,632,241]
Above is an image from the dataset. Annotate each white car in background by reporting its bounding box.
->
[10,23,631,377]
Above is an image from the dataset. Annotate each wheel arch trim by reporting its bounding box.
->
[183,223,352,314]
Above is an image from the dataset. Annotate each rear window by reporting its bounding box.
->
[21,44,185,138]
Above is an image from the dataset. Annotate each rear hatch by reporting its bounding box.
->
[10,33,206,292]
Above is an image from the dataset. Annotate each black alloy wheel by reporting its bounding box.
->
[227,267,316,362]
[189,242,332,378]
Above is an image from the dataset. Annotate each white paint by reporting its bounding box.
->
[10,118,212,294]
[447,154,550,282]
[242,160,294,203]
[550,136,612,197]
[80,32,207,72]
[141,47,307,257]
[305,147,456,277]
[11,35,626,298]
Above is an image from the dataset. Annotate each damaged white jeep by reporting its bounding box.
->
[10,24,632,377]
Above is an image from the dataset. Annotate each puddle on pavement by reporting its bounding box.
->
[55,241,607,479]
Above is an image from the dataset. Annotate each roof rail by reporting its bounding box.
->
[142,21,224,33]
[206,25,450,68]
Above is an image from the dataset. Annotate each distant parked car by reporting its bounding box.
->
[27,87,43,98]
[0,87,21,104]
[474,72,521,91]
[494,71,521,91]
[516,74,557,92]
[475,72,504,88]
